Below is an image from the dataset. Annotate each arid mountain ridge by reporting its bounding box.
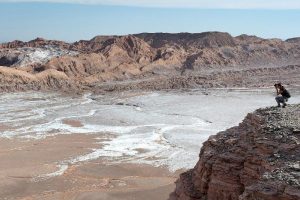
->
[0,32,300,92]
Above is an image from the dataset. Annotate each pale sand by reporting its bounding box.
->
[0,134,178,200]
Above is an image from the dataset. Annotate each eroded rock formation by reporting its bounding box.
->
[171,105,300,200]
[1,32,300,92]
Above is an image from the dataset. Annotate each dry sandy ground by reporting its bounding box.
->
[0,133,178,200]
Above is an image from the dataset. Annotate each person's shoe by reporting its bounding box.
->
[283,103,287,108]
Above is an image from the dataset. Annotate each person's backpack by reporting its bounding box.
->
[283,89,291,98]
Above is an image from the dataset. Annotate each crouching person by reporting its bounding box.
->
[274,83,291,108]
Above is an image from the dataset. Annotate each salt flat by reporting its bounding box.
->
[1,88,299,174]
[1,88,300,199]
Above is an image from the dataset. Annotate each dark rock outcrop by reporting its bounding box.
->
[286,37,300,44]
[135,32,236,48]
[171,104,300,200]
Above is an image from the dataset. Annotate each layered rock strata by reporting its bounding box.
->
[171,104,300,200]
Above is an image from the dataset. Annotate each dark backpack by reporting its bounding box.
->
[283,89,291,98]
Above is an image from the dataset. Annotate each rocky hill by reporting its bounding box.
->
[171,104,300,200]
[286,37,300,44]
[0,37,70,49]
[134,32,236,48]
[0,32,300,92]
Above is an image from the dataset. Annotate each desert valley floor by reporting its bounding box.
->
[1,88,300,200]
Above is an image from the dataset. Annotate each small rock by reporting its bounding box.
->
[290,163,300,171]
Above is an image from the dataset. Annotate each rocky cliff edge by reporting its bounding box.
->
[171,104,300,200]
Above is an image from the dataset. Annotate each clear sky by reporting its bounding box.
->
[0,0,300,42]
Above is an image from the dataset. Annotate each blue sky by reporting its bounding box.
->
[0,0,300,42]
